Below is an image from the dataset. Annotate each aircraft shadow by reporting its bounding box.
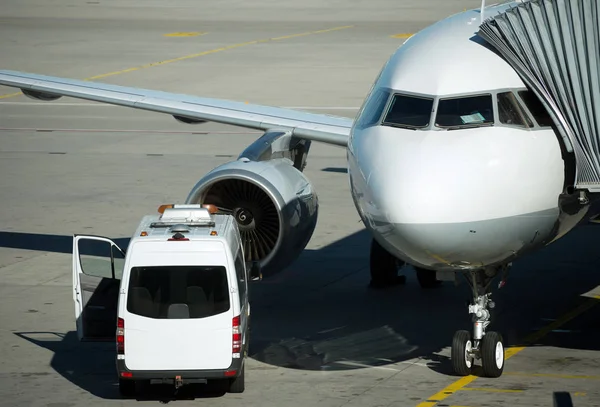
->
[247,223,600,376]
[321,167,348,174]
[5,221,600,400]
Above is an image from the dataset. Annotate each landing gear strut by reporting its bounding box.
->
[369,238,406,288]
[451,265,509,378]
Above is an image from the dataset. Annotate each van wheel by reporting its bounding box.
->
[228,364,245,393]
[118,379,136,398]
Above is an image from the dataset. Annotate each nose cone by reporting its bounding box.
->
[377,215,559,270]
[350,126,563,269]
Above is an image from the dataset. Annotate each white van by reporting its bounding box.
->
[72,204,261,397]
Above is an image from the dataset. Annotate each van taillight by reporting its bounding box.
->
[232,315,241,358]
[117,318,125,355]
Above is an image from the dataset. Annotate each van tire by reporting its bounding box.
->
[228,364,245,393]
[118,379,136,398]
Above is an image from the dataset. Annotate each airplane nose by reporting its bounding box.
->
[354,127,563,269]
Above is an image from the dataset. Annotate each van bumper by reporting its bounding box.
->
[116,358,243,383]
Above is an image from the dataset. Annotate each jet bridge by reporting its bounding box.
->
[478,0,600,193]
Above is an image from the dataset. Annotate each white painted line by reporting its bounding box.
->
[332,361,400,371]
[317,326,347,334]
[0,102,114,106]
[0,127,260,134]
[397,360,430,368]
[0,101,359,109]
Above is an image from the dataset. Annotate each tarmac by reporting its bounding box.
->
[1,0,599,406]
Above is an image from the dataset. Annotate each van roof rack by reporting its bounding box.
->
[149,220,215,228]
[150,206,216,228]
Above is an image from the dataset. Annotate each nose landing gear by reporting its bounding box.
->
[451,266,509,378]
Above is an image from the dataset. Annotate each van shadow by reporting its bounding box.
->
[14,330,227,401]
[5,220,600,400]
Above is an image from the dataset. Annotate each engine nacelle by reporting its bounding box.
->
[186,131,318,277]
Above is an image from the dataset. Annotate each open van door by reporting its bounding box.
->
[73,235,125,341]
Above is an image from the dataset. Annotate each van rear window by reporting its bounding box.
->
[127,266,230,319]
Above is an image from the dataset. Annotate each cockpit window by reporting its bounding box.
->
[435,95,494,128]
[497,92,533,128]
[518,90,553,127]
[382,94,434,129]
[355,88,391,129]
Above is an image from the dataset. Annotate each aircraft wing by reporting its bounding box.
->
[0,70,352,147]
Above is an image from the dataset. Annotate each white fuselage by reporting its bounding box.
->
[346,3,589,271]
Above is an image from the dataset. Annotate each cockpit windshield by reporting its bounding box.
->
[435,94,494,129]
[355,88,391,130]
[382,94,434,129]
[497,91,532,128]
[355,88,550,132]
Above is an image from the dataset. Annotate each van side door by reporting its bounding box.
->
[72,235,125,341]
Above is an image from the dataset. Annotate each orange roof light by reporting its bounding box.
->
[210,231,218,236]
[158,204,173,214]
[140,231,148,236]
[202,204,218,214]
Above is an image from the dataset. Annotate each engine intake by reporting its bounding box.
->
[186,155,318,277]
[204,178,279,261]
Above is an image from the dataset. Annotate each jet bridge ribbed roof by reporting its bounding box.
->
[478,0,600,193]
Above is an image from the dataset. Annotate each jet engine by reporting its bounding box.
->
[185,130,318,277]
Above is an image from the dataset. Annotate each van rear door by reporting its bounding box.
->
[122,242,234,371]
[72,235,125,341]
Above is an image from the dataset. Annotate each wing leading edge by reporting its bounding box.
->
[0,70,352,147]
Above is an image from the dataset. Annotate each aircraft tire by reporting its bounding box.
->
[369,238,406,288]
[451,330,473,376]
[481,331,504,378]
[415,267,442,288]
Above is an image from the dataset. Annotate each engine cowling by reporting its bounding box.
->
[186,157,318,277]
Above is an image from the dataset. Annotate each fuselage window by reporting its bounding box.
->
[435,94,494,128]
[382,94,434,129]
[497,92,533,128]
[518,90,554,127]
[355,88,391,129]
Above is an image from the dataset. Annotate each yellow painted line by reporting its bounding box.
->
[391,33,413,39]
[505,372,600,381]
[270,25,352,41]
[416,376,478,407]
[0,24,354,99]
[416,295,600,407]
[163,32,206,37]
[0,92,22,100]
[460,387,523,393]
[518,294,600,345]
